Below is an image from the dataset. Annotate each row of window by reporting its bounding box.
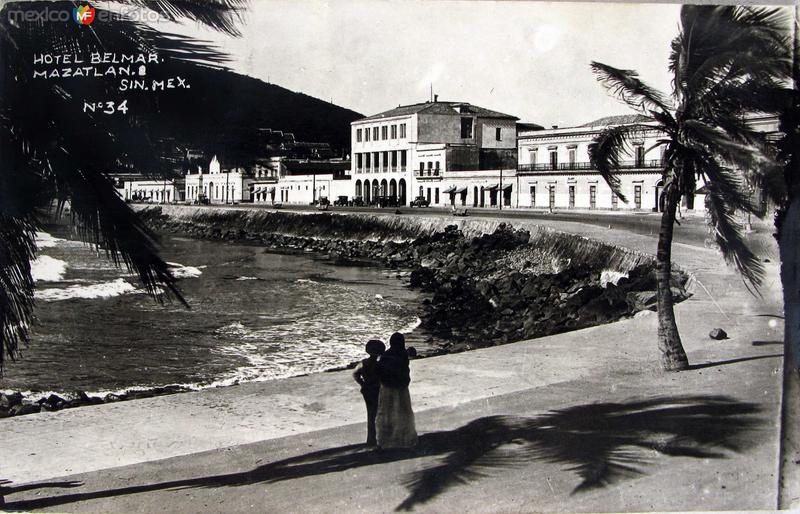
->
[528,145,648,167]
[528,184,642,209]
[356,123,408,143]
[187,184,237,199]
[354,150,408,171]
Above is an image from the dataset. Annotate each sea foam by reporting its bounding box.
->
[31,255,68,282]
[35,278,138,301]
[166,262,203,279]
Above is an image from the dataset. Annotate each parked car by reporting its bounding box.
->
[410,196,430,207]
[316,196,330,210]
[351,196,365,207]
[376,196,399,208]
[333,195,349,206]
[195,194,210,205]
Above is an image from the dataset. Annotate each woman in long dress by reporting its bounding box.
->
[375,332,418,449]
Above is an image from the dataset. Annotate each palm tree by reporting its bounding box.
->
[774,8,800,508]
[0,0,247,371]
[589,5,792,371]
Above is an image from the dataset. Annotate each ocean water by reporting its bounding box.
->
[0,229,436,395]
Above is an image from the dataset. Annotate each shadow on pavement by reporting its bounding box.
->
[752,340,783,346]
[5,395,762,512]
[685,353,782,371]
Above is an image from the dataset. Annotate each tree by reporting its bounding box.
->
[0,0,247,371]
[589,5,792,371]
[774,7,800,508]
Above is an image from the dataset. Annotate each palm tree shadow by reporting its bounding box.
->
[685,353,782,370]
[5,395,762,512]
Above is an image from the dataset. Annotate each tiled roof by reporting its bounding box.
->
[359,101,518,122]
[580,114,653,128]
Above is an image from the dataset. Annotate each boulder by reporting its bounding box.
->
[0,392,23,409]
[626,290,658,311]
[10,403,41,416]
[709,328,728,340]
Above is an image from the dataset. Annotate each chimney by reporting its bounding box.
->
[434,94,438,103]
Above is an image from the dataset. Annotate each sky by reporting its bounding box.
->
[154,1,683,127]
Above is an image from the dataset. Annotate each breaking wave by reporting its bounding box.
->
[35,278,138,301]
[167,262,203,279]
[31,256,68,282]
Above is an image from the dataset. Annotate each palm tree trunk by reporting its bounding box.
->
[779,198,800,509]
[656,187,689,371]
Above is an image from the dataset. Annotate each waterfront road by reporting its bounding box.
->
[155,200,775,252]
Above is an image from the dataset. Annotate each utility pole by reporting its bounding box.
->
[225,169,230,204]
[312,172,316,204]
[499,168,503,211]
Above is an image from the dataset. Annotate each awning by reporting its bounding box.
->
[444,185,457,194]
[253,187,263,194]
[500,183,512,191]
[454,186,468,194]
[484,184,499,191]
[267,187,276,193]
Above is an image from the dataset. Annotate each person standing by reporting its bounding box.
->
[376,332,418,449]
[352,339,385,446]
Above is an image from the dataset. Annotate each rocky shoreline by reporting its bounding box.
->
[140,207,690,353]
[1,207,689,419]
[0,385,193,418]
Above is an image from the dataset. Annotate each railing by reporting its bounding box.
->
[517,159,663,173]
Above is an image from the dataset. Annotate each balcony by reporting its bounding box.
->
[517,159,663,173]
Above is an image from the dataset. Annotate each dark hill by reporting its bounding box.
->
[143,62,362,155]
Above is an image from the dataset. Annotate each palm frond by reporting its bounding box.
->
[589,125,647,202]
[0,216,37,371]
[0,0,243,365]
[683,119,774,180]
[704,186,765,292]
[697,157,765,216]
[590,62,672,115]
[124,0,248,37]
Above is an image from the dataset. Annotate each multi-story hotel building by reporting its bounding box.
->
[350,100,519,207]
[517,115,692,212]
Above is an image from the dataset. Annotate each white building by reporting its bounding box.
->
[516,114,702,212]
[184,155,253,204]
[122,179,183,203]
[275,160,352,205]
[350,100,519,207]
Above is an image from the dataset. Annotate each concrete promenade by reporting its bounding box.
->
[0,214,788,512]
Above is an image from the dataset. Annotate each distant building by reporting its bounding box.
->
[350,100,519,207]
[517,115,696,212]
[122,178,184,203]
[274,159,352,205]
[184,155,253,204]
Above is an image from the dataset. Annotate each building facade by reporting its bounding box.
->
[184,155,253,204]
[273,159,351,205]
[350,100,519,207]
[516,115,702,212]
[121,179,184,203]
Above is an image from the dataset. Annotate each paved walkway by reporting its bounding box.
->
[0,216,786,512]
